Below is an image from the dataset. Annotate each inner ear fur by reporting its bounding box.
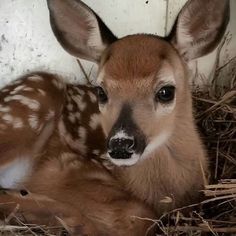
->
[169,0,230,61]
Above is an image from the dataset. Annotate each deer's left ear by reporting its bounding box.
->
[169,0,230,61]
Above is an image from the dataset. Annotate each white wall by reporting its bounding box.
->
[0,0,235,90]
[0,0,170,88]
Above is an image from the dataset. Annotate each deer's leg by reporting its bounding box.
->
[0,189,155,236]
[19,155,155,236]
[0,190,96,236]
[0,72,65,189]
[0,153,156,236]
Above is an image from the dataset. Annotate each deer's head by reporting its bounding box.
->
[47,0,229,166]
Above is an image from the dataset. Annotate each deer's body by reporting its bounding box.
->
[0,0,229,234]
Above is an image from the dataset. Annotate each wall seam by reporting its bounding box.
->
[164,0,169,36]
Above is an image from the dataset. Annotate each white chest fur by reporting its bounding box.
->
[0,158,32,189]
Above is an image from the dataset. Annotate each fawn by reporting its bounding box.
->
[46,0,229,210]
[0,0,229,234]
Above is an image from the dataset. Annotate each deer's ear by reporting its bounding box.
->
[169,0,230,61]
[47,0,117,63]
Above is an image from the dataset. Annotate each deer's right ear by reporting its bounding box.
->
[47,0,117,63]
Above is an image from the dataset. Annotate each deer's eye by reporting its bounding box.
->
[95,86,108,104]
[155,85,175,103]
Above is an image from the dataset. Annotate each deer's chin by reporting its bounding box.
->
[107,153,140,167]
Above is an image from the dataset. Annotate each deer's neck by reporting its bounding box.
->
[116,120,207,214]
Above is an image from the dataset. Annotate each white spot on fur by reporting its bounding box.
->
[88,91,97,103]
[27,75,43,82]
[28,114,39,130]
[67,103,73,111]
[37,88,46,96]
[141,131,171,159]
[23,87,34,92]
[68,113,76,123]
[4,95,40,111]
[1,114,23,129]
[72,95,86,111]
[0,158,32,189]
[0,105,11,113]
[10,85,26,95]
[2,114,14,124]
[89,113,100,130]
[52,79,64,90]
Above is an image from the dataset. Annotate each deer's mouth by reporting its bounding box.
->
[107,151,141,167]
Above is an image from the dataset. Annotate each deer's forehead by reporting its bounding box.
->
[99,35,177,80]
[98,60,177,94]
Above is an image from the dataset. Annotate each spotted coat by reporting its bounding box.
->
[0,72,109,189]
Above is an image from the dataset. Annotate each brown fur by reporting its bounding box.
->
[101,35,170,80]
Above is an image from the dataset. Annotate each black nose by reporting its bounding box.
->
[108,138,135,159]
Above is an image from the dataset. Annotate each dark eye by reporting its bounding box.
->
[155,85,175,103]
[95,86,108,104]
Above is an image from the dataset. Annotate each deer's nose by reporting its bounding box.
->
[108,137,135,159]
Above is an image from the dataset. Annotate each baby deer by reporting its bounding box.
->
[47,0,229,211]
[0,73,154,236]
[0,0,229,234]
